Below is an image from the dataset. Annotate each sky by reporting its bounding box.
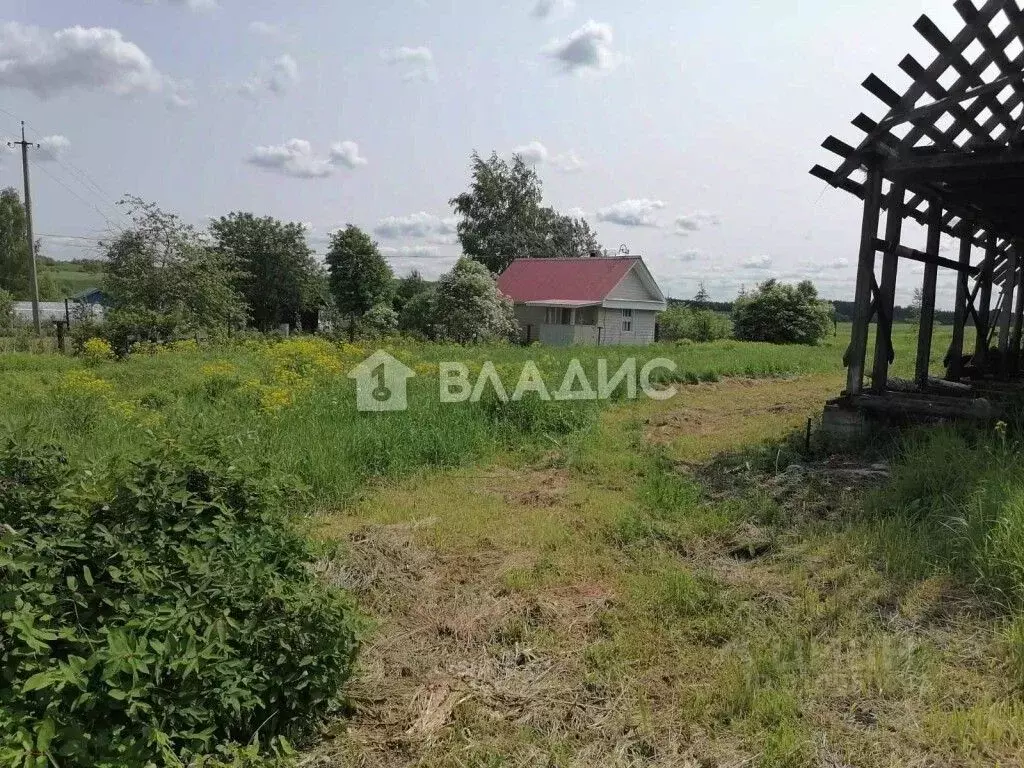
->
[0,0,977,307]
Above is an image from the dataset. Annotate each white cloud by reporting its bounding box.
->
[674,211,721,235]
[532,0,576,20]
[246,138,366,179]
[37,135,70,162]
[512,140,549,165]
[678,250,701,262]
[248,21,281,38]
[551,149,585,173]
[596,199,666,227]
[543,21,620,75]
[165,78,195,108]
[125,0,219,11]
[0,22,174,99]
[169,0,218,10]
[510,142,584,172]
[381,46,436,82]
[374,212,457,239]
[742,255,773,270]
[565,207,588,219]
[329,140,368,169]
[380,245,443,259]
[237,54,299,98]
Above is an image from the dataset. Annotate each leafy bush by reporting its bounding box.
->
[0,288,13,329]
[0,438,360,767]
[732,280,833,345]
[359,302,399,340]
[81,337,115,363]
[659,306,732,343]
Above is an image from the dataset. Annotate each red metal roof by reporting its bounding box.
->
[496,258,639,303]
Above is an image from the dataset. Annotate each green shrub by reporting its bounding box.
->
[659,306,732,343]
[0,438,360,767]
[732,280,833,345]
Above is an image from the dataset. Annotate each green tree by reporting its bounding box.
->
[907,287,923,323]
[0,188,30,297]
[398,286,437,340]
[693,282,710,309]
[432,257,517,344]
[103,196,246,347]
[732,279,833,345]
[325,225,393,341]
[394,269,427,315]
[209,213,323,332]
[450,151,601,273]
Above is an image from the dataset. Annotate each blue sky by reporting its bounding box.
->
[1,0,968,306]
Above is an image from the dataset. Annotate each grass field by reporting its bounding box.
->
[11,321,1024,767]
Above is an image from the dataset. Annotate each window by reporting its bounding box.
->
[622,308,633,332]
[546,307,572,325]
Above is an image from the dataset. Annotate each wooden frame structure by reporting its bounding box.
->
[812,0,1024,415]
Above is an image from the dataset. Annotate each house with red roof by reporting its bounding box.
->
[496,256,667,345]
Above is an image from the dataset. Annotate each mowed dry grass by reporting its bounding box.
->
[310,374,1024,768]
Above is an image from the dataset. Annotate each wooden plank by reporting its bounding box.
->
[884,148,1024,180]
[976,233,998,365]
[871,184,906,392]
[1012,247,1024,374]
[916,202,942,387]
[998,246,1018,371]
[850,392,996,420]
[881,71,1024,127]
[948,225,974,381]
[847,165,884,396]
[871,238,980,273]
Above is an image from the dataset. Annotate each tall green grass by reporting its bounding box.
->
[0,322,950,506]
[868,425,1024,607]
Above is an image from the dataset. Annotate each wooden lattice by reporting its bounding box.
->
[811,0,1024,282]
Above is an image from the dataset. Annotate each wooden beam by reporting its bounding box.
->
[871,238,980,274]
[976,233,997,366]
[1013,248,1024,375]
[885,148,1024,181]
[847,165,884,396]
[916,202,942,387]
[871,184,905,392]
[999,247,1019,374]
[879,72,1024,128]
[947,225,974,380]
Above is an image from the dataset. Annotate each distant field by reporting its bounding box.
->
[29,260,103,300]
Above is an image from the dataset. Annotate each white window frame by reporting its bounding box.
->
[621,308,633,332]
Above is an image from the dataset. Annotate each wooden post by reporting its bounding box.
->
[915,200,941,388]
[999,246,1019,376]
[1012,245,1024,375]
[947,224,973,381]
[975,233,996,369]
[54,320,66,354]
[846,164,884,396]
[871,182,905,392]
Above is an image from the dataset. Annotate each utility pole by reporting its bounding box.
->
[9,122,40,335]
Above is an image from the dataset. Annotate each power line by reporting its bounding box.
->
[33,162,125,235]
[0,109,130,230]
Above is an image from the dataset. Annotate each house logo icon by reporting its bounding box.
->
[348,350,416,412]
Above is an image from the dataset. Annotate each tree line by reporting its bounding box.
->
[1,149,855,348]
[0,150,613,349]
